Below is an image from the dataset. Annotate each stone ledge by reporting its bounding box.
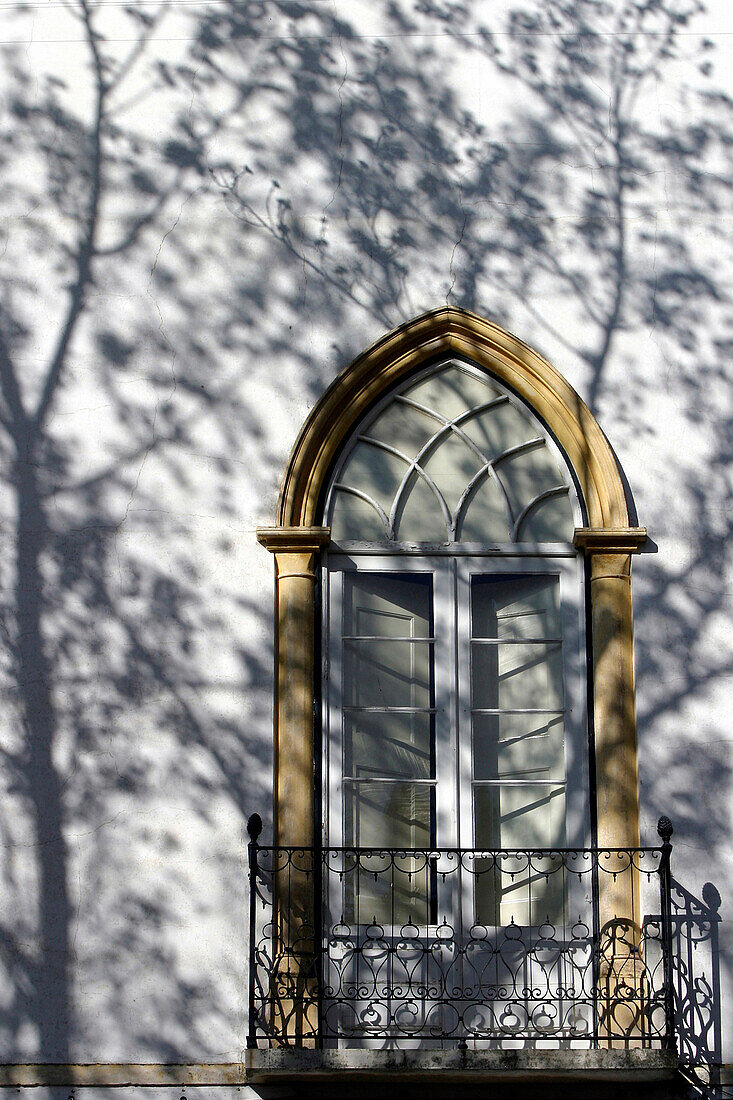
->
[0,1064,248,1087]
[0,1050,680,1089]
[246,1046,679,1084]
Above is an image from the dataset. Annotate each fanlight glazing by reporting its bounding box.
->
[326,362,577,544]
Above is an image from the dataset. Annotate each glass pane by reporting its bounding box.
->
[520,492,575,542]
[472,712,565,781]
[330,489,387,541]
[345,781,432,849]
[340,574,436,924]
[365,401,437,457]
[343,856,432,928]
[473,784,567,926]
[405,366,500,421]
[338,442,406,515]
[344,783,432,925]
[472,641,563,711]
[420,432,483,514]
[344,639,432,708]
[345,711,433,780]
[345,573,432,637]
[393,474,449,542]
[474,782,565,849]
[472,575,562,639]
[458,474,511,542]
[462,400,534,458]
[496,444,568,529]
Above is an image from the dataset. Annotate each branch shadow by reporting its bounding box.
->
[0,0,729,1074]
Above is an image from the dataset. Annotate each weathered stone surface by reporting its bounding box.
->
[246,1046,679,1083]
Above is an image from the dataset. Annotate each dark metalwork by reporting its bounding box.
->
[246,814,263,1050]
[247,827,676,1049]
[668,878,721,1092]
[657,815,676,1053]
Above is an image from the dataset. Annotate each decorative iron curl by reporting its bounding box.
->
[248,841,673,1046]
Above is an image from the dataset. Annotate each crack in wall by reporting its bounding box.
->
[447,205,467,305]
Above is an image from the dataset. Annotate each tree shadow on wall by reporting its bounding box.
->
[204,10,733,1065]
[0,0,277,1064]
[0,0,730,1074]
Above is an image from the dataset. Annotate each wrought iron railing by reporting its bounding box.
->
[247,815,676,1050]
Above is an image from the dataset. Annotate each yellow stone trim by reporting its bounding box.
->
[586,550,641,852]
[574,527,647,553]
[259,310,649,1043]
[573,524,646,856]
[265,311,645,852]
[256,527,330,850]
[278,307,631,531]
[256,525,331,553]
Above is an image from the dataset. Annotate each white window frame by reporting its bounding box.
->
[322,549,589,885]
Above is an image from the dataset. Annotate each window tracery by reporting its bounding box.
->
[327,363,576,545]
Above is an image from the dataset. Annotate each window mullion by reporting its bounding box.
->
[325,567,344,849]
[455,559,473,854]
[432,559,455,853]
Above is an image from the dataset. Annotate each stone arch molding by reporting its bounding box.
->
[278,306,632,532]
[257,307,646,858]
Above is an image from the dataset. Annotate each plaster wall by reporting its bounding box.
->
[0,0,730,1090]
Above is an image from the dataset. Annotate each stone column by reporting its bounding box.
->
[574,526,647,1043]
[256,525,330,848]
[256,525,330,1044]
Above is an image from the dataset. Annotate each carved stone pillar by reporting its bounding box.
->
[256,526,330,848]
[574,526,647,1042]
[256,526,330,1045]
[574,527,646,850]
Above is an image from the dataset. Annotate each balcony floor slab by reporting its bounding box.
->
[246,1046,679,1090]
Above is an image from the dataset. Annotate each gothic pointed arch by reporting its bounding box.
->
[277,307,633,535]
[258,308,646,867]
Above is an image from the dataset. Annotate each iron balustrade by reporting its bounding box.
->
[246,815,676,1050]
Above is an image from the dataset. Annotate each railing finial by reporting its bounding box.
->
[657,815,673,844]
[247,813,263,843]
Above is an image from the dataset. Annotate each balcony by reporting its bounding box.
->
[245,816,679,1089]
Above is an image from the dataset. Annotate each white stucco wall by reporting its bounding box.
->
[0,0,730,1089]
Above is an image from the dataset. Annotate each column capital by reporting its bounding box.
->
[573,527,647,554]
[256,525,331,553]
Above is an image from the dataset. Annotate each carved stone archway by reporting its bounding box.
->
[257,307,646,861]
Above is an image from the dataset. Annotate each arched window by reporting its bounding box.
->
[326,359,577,545]
[321,360,589,925]
[257,306,645,917]
[254,308,652,1050]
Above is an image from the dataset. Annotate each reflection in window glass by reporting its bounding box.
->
[341,574,435,925]
[471,575,567,925]
[473,785,566,926]
[345,712,432,781]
